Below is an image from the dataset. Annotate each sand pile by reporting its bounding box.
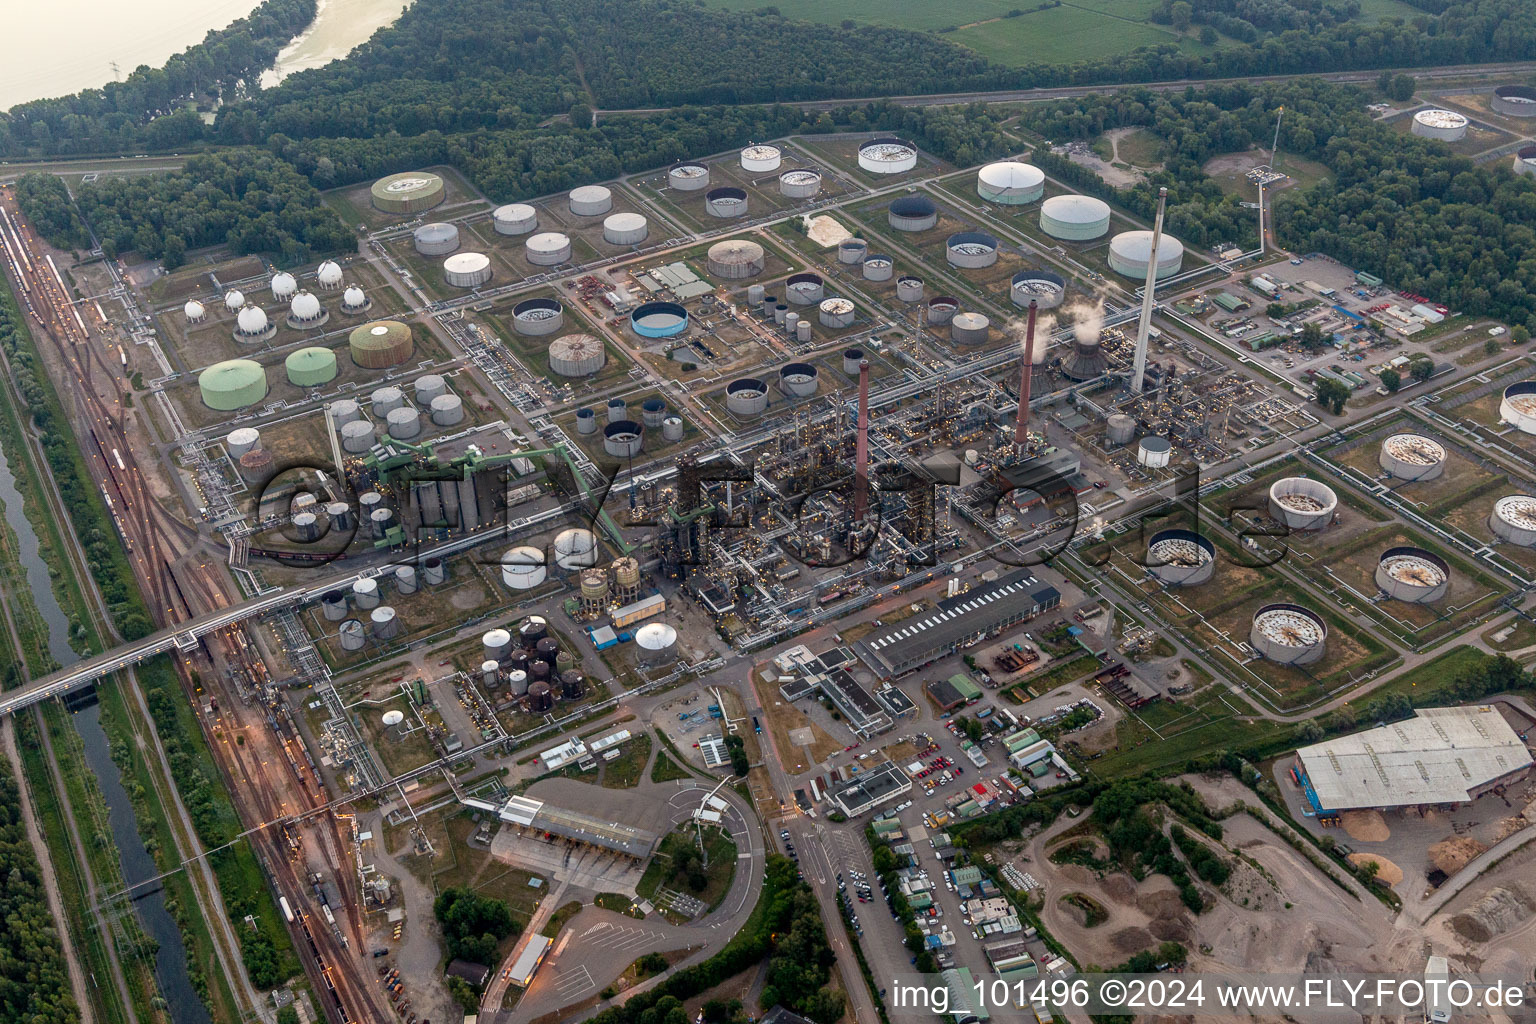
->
[1429,837,1489,876]
[1348,853,1403,885]
[1149,916,1191,942]
[1452,884,1535,942]
[1102,874,1137,905]
[1340,810,1389,842]
[1111,926,1154,953]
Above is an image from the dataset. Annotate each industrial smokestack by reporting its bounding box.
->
[855,358,870,523]
[1131,186,1168,395]
[1014,300,1038,452]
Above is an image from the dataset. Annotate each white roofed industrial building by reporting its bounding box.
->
[1293,706,1532,813]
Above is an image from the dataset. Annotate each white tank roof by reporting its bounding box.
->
[1040,194,1111,223]
[236,305,269,333]
[271,271,297,297]
[634,622,677,649]
[184,299,204,319]
[1110,230,1185,263]
[1414,108,1468,128]
[570,185,611,202]
[344,285,366,306]
[444,252,490,273]
[317,260,343,286]
[527,231,569,252]
[224,289,245,311]
[978,161,1044,191]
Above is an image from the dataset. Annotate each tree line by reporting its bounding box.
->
[0,759,80,1024]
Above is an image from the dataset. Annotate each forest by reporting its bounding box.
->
[1022,77,1536,331]
[6,0,1536,158]
[0,760,80,1024]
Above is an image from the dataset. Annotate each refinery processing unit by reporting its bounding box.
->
[8,119,1536,1024]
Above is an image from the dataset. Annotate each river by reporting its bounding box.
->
[1,0,410,110]
[0,439,211,1024]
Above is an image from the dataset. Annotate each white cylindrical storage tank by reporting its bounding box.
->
[1011,270,1066,310]
[1379,433,1446,481]
[444,252,492,289]
[662,415,685,441]
[415,374,448,405]
[483,627,513,662]
[385,406,421,440]
[339,619,365,651]
[370,606,399,639]
[858,137,917,174]
[1268,478,1338,531]
[1493,85,1536,116]
[226,427,261,459]
[1516,145,1536,177]
[1040,194,1112,241]
[819,297,855,329]
[1411,108,1468,142]
[372,386,405,416]
[341,420,376,453]
[862,254,894,282]
[1136,436,1172,468]
[506,669,528,696]
[1106,413,1136,445]
[747,284,765,305]
[603,420,644,458]
[501,546,548,590]
[927,295,958,325]
[327,502,354,533]
[784,272,824,305]
[837,238,867,264]
[1375,547,1449,603]
[569,184,613,216]
[668,163,710,191]
[603,212,648,245]
[707,239,765,279]
[329,399,363,426]
[773,304,787,325]
[575,408,598,435]
[413,222,460,256]
[526,232,572,266]
[705,187,748,218]
[977,161,1045,204]
[796,320,812,343]
[352,577,380,609]
[951,312,990,345]
[606,398,627,423]
[779,362,819,397]
[1492,495,1536,546]
[1250,604,1327,665]
[369,507,394,539]
[726,378,769,417]
[548,334,606,378]
[634,622,679,667]
[1109,231,1184,280]
[480,660,502,688]
[292,511,320,542]
[1146,529,1214,587]
[321,590,349,621]
[430,394,464,426]
[842,348,865,375]
[946,231,999,269]
[1498,381,1536,434]
[511,296,564,336]
[423,557,446,585]
[778,168,822,198]
[784,312,800,336]
[741,144,783,172]
[395,565,419,595]
[640,398,667,428]
[493,203,539,235]
[183,299,205,323]
[358,492,383,518]
[888,195,937,231]
[896,276,924,303]
[553,528,599,570]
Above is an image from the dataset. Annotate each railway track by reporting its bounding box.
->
[0,189,392,1024]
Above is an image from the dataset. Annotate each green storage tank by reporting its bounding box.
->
[198,359,268,411]
[285,346,339,387]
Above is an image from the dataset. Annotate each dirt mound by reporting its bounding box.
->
[1111,926,1154,954]
[1137,889,1186,919]
[1149,916,1191,942]
[1348,853,1403,886]
[1340,810,1389,842]
[1429,837,1489,876]
[1451,885,1536,943]
[1102,873,1138,905]
[1055,864,1098,885]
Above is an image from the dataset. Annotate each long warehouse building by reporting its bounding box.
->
[1292,706,1532,814]
[853,569,1060,679]
[493,794,660,858]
